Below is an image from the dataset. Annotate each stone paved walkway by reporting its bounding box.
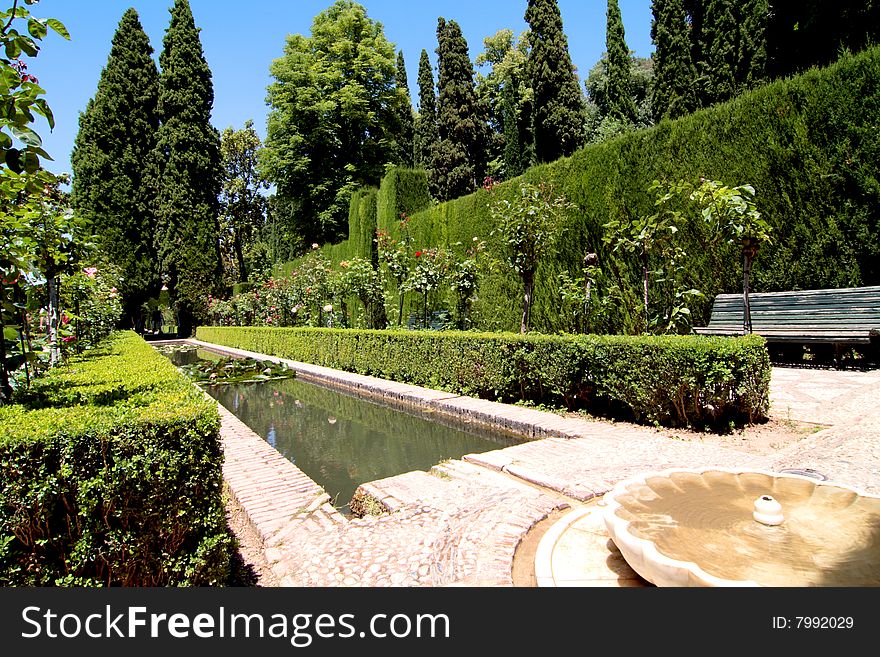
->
[185,340,880,586]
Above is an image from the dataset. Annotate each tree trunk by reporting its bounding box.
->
[521,271,534,334]
[397,285,405,326]
[234,232,248,283]
[19,302,31,388]
[176,302,194,339]
[0,302,10,404]
[742,251,753,334]
[48,276,61,367]
[642,260,649,334]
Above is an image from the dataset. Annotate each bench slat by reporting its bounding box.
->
[694,285,880,345]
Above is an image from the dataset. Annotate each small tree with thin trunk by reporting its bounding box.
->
[604,180,703,334]
[490,181,571,333]
[690,179,771,333]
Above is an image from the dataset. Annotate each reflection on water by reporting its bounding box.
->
[204,376,522,514]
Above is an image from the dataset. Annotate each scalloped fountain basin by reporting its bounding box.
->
[603,468,880,586]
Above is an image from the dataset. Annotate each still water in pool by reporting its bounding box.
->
[166,346,522,513]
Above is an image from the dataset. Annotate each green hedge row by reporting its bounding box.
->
[197,326,771,428]
[0,332,230,586]
[309,167,434,270]
[304,48,880,335]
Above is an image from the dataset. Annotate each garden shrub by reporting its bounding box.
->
[0,332,230,586]
[197,326,770,428]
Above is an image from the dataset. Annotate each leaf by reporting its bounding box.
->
[27,18,47,40]
[11,124,41,147]
[16,35,38,57]
[31,98,55,129]
[5,146,22,173]
[46,19,70,40]
[23,149,39,173]
[4,39,21,59]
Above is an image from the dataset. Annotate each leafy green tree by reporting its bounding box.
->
[490,181,572,333]
[0,0,68,175]
[650,0,698,121]
[413,49,438,171]
[376,215,414,326]
[699,0,768,105]
[604,0,637,123]
[338,257,385,328]
[430,18,488,201]
[604,180,702,334]
[690,179,772,333]
[154,0,223,338]
[475,29,533,180]
[219,120,268,285]
[524,0,586,162]
[71,8,160,331]
[262,0,403,246]
[584,54,654,143]
[448,238,485,330]
[395,51,415,168]
[402,246,449,329]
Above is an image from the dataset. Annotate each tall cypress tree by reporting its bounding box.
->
[650,0,698,121]
[154,0,222,337]
[699,0,738,105]
[502,81,524,178]
[71,8,159,331]
[524,0,586,163]
[737,0,768,91]
[413,48,439,170]
[430,18,488,202]
[395,50,415,168]
[605,0,637,123]
[682,0,706,69]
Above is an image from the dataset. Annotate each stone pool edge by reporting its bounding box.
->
[186,338,600,443]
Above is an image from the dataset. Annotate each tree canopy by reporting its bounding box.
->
[430,17,488,201]
[261,0,403,247]
[154,0,223,337]
[71,8,160,329]
[525,0,586,162]
[413,48,439,171]
[219,120,268,285]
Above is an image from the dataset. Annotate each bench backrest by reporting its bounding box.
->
[706,286,880,331]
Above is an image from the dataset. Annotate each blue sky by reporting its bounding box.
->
[32,0,655,178]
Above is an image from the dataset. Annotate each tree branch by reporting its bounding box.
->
[1,0,20,37]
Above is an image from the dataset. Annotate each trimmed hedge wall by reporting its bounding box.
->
[407,48,880,334]
[295,48,880,334]
[0,332,231,586]
[376,166,432,232]
[197,326,771,428]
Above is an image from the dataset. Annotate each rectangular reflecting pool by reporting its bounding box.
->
[163,346,523,513]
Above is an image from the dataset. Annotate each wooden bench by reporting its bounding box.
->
[694,286,880,365]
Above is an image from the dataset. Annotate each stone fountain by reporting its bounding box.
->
[602,467,880,586]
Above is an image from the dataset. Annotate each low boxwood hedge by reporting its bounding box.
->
[196,326,771,428]
[0,332,230,586]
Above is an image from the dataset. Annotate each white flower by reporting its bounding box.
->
[323,304,333,313]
